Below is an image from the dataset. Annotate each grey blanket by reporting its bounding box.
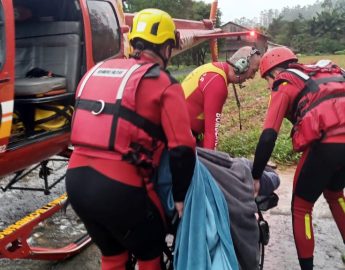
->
[197,147,260,270]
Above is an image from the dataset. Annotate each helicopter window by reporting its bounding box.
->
[87,0,121,62]
[0,1,4,70]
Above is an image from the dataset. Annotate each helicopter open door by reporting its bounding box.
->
[0,0,14,155]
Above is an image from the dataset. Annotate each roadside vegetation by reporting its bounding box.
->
[171,54,345,165]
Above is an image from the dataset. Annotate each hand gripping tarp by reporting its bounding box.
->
[155,150,239,270]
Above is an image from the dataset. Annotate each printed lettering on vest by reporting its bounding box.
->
[93,68,128,78]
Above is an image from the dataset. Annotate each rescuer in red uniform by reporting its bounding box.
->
[252,47,345,270]
[66,9,196,270]
[182,46,261,149]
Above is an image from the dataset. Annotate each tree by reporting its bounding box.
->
[267,0,345,54]
[321,0,333,11]
[125,0,193,19]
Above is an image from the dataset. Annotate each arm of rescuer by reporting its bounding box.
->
[161,80,196,215]
[202,74,229,149]
[251,85,291,194]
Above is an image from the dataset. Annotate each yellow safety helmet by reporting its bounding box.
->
[128,8,176,47]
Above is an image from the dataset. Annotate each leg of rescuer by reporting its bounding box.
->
[323,164,345,244]
[323,187,345,268]
[291,149,322,270]
[291,148,315,270]
[66,166,166,270]
[292,143,345,270]
[101,253,128,270]
[323,190,345,241]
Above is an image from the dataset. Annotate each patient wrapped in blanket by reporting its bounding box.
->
[155,147,280,270]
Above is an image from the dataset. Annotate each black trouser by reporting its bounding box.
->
[65,167,165,260]
[294,143,345,202]
[292,142,345,270]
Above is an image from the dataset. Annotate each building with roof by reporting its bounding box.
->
[220,21,269,59]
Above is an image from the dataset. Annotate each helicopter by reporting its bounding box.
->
[0,0,261,261]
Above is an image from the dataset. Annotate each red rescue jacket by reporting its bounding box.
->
[71,58,166,167]
[273,60,345,151]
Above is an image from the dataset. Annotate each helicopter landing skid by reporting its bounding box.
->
[1,158,68,195]
[0,193,91,260]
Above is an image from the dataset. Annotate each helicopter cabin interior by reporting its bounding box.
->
[1,0,122,148]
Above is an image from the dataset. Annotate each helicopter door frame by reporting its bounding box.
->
[0,0,15,154]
